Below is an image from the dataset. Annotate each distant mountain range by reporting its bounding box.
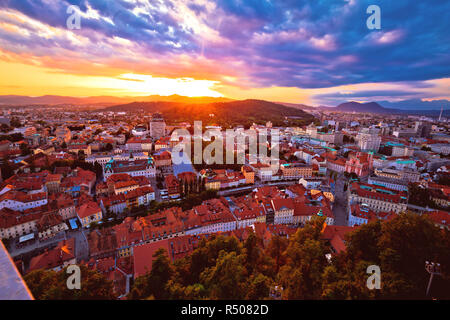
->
[376,99,450,110]
[332,101,395,113]
[0,94,448,117]
[0,94,232,106]
[279,100,449,117]
[325,101,449,117]
[279,101,392,113]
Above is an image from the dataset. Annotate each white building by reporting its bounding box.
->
[0,192,48,212]
[149,113,166,140]
[272,198,295,225]
[356,132,381,152]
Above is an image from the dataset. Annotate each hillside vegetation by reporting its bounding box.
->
[128,213,450,300]
[103,99,315,127]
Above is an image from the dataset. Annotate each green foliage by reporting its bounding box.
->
[408,183,436,208]
[277,217,328,299]
[200,251,248,299]
[150,190,218,213]
[327,214,450,299]
[126,213,450,300]
[246,273,273,300]
[129,248,174,299]
[105,100,315,128]
[24,266,115,300]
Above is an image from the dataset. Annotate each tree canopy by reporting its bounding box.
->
[24,265,115,300]
[128,214,449,300]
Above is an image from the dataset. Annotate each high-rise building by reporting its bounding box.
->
[415,121,432,138]
[149,113,166,140]
[356,131,381,152]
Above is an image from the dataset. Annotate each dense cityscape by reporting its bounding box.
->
[0,0,449,304]
[0,103,448,300]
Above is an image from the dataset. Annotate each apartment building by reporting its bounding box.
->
[348,182,408,214]
[280,163,313,180]
[103,157,156,181]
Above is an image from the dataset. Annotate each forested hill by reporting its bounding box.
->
[102,99,315,127]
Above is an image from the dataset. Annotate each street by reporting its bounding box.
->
[8,228,90,263]
[332,172,349,226]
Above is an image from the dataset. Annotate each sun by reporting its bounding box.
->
[117,73,224,97]
[0,60,224,98]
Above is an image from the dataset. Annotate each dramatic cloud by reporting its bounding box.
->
[0,0,449,104]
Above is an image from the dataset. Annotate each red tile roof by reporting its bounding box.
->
[28,238,75,273]
[425,210,449,228]
[76,201,101,219]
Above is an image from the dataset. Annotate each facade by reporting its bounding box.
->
[199,169,246,190]
[250,163,273,181]
[125,137,152,152]
[131,124,149,137]
[234,207,266,229]
[345,152,373,177]
[0,191,48,212]
[56,196,76,220]
[103,157,156,181]
[149,113,166,140]
[184,199,237,236]
[165,174,180,199]
[99,186,155,215]
[367,175,409,191]
[299,177,323,190]
[316,131,344,145]
[374,167,420,183]
[86,152,148,166]
[429,143,450,155]
[241,165,255,184]
[272,198,295,225]
[326,157,346,173]
[154,137,171,151]
[37,213,68,240]
[391,145,414,157]
[415,121,432,138]
[280,163,313,179]
[205,179,221,190]
[348,182,408,214]
[0,208,39,239]
[356,132,381,152]
[45,174,62,193]
[77,201,103,228]
[348,203,392,227]
[114,180,139,195]
[154,151,172,168]
[68,144,92,156]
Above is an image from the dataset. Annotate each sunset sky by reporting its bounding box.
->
[0,0,449,106]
